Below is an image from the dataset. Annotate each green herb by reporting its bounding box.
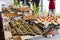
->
[14,0,19,6]
[33,2,38,15]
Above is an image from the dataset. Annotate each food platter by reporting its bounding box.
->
[9,19,43,36]
[2,7,60,40]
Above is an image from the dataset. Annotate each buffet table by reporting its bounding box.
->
[2,9,60,40]
[2,13,42,40]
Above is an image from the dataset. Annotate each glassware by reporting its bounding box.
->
[19,1,23,7]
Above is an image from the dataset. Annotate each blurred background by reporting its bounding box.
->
[0,0,60,13]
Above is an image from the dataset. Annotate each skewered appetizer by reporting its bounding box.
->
[14,27,23,35]
[29,24,43,35]
[11,29,17,35]
[9,20,17,28]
